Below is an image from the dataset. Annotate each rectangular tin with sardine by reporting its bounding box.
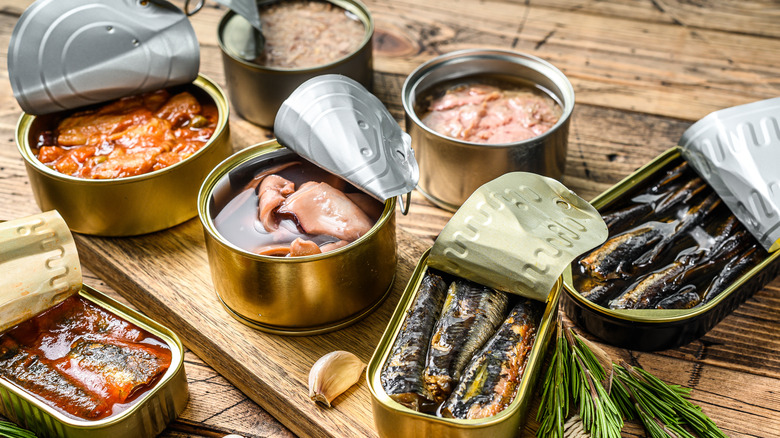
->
[0,211,188,438]
[562,146,780,351]
[367,172,607,437]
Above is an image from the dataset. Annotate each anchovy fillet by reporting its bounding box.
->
[440,299,541,419]
[423,280,509,403]
[381,272,448,410]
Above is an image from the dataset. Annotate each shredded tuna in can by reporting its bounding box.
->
[421,83,562,144]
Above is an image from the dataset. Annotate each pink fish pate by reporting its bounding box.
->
[421,84,562,144]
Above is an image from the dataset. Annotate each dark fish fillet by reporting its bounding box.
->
[576,276,627,306]
[633,192,721,266]
[611,229,752,309]
[700,245,763,304]
[381,272,448,410]
[440,299,540,419]
[602,174,706,234]
[656,287,701,309]
[62,339,172,402]
[423,280,509,403]
[579,222,670,281]
[0,344,109,419]
[648,162,691,193]
[602,203,653,234]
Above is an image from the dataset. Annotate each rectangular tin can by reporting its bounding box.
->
[367,249,561,437]
[0,285,189,438]
[562,147,780,351]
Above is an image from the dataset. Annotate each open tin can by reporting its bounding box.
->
[217,0,374,127]
[198,141,398,334]
[402,49,574,211]
[16,75,232,236]
[0,211,188,437]
[367,173,607,436]
[10,0,232,236]
[562,147,780,351]
[198,75,418,334]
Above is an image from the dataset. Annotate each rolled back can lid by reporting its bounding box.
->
[274,75,419,202]
[8,0,200,115]
[680,97,780,253]
[428,172,608,302]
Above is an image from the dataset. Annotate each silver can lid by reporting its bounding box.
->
[8,0,200,115]
[274,75,419,202]
[681,97,780,253]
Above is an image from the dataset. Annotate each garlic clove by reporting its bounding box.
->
[308,350,366,408]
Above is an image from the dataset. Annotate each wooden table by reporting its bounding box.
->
[1,1,779,437]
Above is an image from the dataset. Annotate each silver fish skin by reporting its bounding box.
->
[422,280,509,403]
[440,299,541,419]
[381,272,448,411]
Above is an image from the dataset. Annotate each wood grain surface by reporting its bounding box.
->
[0,0,778,437]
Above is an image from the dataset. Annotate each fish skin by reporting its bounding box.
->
[423,280,509,404]
[655,287,701,309]
[602,173,706,235]
[579,222,670,281]
[633,192,722,267]
[0,344,110,419]
[609,257,694,309]
[610,229,752,309]
[440,299,541,419]
[64,339,172,402]
[700,245,763,304]
[381,272,449,411]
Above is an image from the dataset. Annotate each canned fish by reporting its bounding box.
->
[402,49,575,211]
[218,0,374,127]
[16,74,233,236]
[562,148,780,351]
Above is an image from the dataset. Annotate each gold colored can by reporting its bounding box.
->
[197,140,397,335]
[15,74,232,236]
[0,286,189,438]
[367,249,560,437]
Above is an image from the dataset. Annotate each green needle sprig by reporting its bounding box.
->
[536,315,726,438]
[0,420,36,438]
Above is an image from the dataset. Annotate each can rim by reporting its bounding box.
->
[15,74,230,185]
[197,139,396,263]
[401,48,575,148]
[0,285,185,427]
[216,0,374,73]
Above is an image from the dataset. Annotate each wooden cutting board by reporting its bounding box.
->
[75,218,430,438]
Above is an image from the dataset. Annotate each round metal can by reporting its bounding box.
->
[217,0,374,127]
[197,140,397,335]
[15,74,232,236]
[402,49,575,211]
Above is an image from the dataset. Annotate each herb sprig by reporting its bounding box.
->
[0,420,36,438]
[536,317,726,438]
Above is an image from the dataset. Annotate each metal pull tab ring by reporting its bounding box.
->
[184,0,205,15]
[397,192,412,215]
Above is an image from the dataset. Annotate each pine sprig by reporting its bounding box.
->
[0,420,36,438]
[536,318,571,437]
[567,329,623,438]
[536,315,726,438]
[613,362,727,438]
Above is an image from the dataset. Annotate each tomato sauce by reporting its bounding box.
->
[32,89,218,179]
[0,295,172,420]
